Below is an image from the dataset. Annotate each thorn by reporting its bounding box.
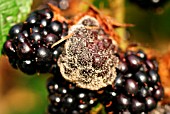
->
[51,33,73,48]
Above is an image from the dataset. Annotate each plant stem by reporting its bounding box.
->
[109,0,127,49]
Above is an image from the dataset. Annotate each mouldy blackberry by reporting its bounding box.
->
[47,76,98,114]
[47,15,119,113]
[57,26,119,90]
[55,15,119,90]
[2,8,69,74]
[98,49,164,113]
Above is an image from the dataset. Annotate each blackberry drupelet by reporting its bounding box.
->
[2,8,68,74]
[99,49,164,113]
[47,76,98,114]
[8,23,24,37]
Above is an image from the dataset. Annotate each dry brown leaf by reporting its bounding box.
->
[48,3,133,44]
[70,4,133,44]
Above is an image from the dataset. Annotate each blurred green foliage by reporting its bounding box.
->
[0,0,33,55]
[92,0,109,8]
[125,1,170,49]
[13,74,49,114]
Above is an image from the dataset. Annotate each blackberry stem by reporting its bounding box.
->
[109,0,127,50]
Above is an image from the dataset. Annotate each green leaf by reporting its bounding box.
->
[0,0,33,55]
[92,0,109,8]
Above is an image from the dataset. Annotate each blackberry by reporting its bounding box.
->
[145,96,157,111]
[43,33,60,48]
[30,32,42,45]
[15,33,27,43]
[125,78,138,95]
[129,0,168,10]
[17,59,36,75]
[36,46,52,73]
[117,94,131,110]
[41,28,49,36]
[126,54,142,71]
[52,46,63,62]
[26,13,39,25]
[135,71,148,85]
[48,21,63,35]
[47,76,98,114]
[3,39,17,58]
[2,7,68,74]
[32,26,41,33]
[8,23,23,38]
[57,16,119,90]
[131,98,145,113]
[99,49,164,113]
[40,19,48,27]
[17,41,34,59]
[22,30,29,38]
[38,8,53,21]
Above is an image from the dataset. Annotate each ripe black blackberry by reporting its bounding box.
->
[129,0,168,10]
[2,7,68,74]
[47,75,98,114]
[98,49,164,113]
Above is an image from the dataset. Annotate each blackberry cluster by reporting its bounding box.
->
[2,8,68,74]
[129,0,168,9]
[47,73,98,114]
[2,5,165,114]
[47,49,164,114]
[98,49,164,113]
